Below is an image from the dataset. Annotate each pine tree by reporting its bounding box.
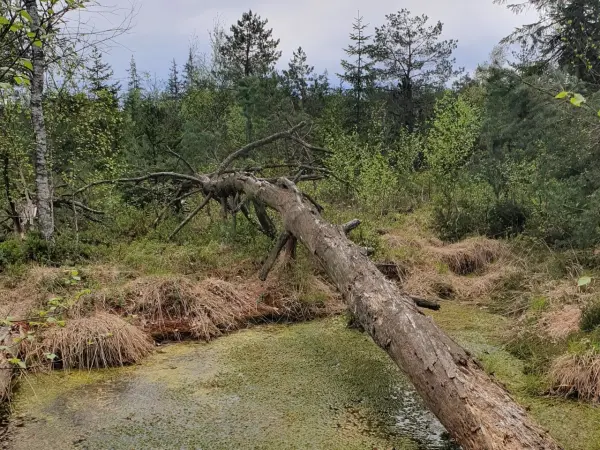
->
[282,47,314,108]
[86,45,120,98]
[219,11,282,143]
[338,13,375,130]
[369,9,461,131]
[219,10,281,80]
[168,59,181,99]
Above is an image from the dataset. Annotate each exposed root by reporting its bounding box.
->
[25,312,153,370]
[550,352,600,402]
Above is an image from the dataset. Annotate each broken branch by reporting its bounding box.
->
[343,219,361,234]
[260,231,292,281]
[217,122,307,175]
[168,193,213,240]
[166,147,197,175]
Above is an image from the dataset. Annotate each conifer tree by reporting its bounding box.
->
[127,55,141,92]
[168,59,181,99]
[339,13,375,130]
[183,48,197,91]
[219,10,281,80]
[369,9,460,131]
[282,47,314,108]
[86,45,120,98]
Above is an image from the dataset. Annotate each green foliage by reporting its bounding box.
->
[368,9,461,131]
[0,239,26,266]
[529,296,549,314]
[580,302,600,332]
[218,10,281,80]
[426,91,481,182]
[506,330,567,375]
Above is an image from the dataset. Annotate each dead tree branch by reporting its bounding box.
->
[217,122,307,175]
[408,295,441,311]
[166,147,197,175]
[343,219,362,234]
[260,231,292,281]
[168,193,213,240]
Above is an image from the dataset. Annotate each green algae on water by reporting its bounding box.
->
[7,317,451,450]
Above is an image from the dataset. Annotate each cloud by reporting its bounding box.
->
[99,0,538,83]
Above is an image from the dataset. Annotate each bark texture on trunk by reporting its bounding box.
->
[202,173,561,450]
[25,0,54,241]
[0,327,13,402]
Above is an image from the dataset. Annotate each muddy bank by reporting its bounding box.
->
[5,317,455,450]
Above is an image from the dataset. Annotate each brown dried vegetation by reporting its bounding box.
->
[25,312,153,370]
[550,352,600,402]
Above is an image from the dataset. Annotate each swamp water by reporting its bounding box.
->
[5,316,457,450]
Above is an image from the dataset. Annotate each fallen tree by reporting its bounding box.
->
[79,123,562,449]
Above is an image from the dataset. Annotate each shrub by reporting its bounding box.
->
[0,239,26,267]
[580,302,600,332]
[487,200,528,238]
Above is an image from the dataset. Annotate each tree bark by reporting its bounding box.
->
[25,0,54,241]
[0,327,13,402]
[202,173,561,450]
[2,153,22,237]
[260,231,291,281]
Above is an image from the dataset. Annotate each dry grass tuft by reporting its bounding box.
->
[122,276,273,340]
[118,273,341,341]
[430,238,505,275]
[550,352,600,402]
[540,306,582,342]
[382,225,510,303]
[26,312,153,370]
[0,266,66,320]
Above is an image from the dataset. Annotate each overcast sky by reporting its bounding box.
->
[98,0,538,86]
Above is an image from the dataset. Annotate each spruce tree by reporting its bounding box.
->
[86,45,120,98]
[125,55,142,115]
[338,13,375,131]
[168,59,181,99]
[183,48,197,91]
[127,55,141,92]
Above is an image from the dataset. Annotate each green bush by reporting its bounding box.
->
[432,190,529,242]
[580,302,600,332]
[0,232,102,267]
[431,184,491,241]
[0,239,26,266]
[487,200,528,238]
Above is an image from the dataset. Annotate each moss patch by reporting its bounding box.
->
[429,302,600,450]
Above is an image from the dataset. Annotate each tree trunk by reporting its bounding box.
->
[0,327,13,402]
[204,173,561,450]
[25,0,54,241]
[2,153,22,237]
